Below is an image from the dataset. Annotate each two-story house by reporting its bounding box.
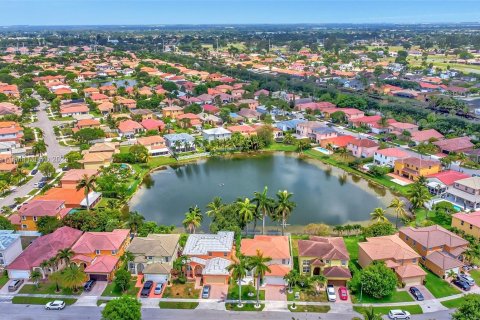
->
[183,231,234,285]
[0,230,22,267]
[394,157,441,181]
[162,106,184,119]
[164,133,196,153]
[452,211,480,240]
[312,127,338,144]
[296,121,324,139]
[399,226,469,278]
[127,234,180,283]
[347,138,379,158]
[71,229,130,281]
[136,136,169,157]
[10,200,70,233]
[358,235,427,286]
[241,235,291,286]
[446,177,480,211]
[298,237,351,286]
[373,147,410,167]
[202,127,232,142]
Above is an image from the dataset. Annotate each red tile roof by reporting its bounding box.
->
[453,211,480,228]
[427,170,470,186]
[72,229,129,254]
[84,255,119,274]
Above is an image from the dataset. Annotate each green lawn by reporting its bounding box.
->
[225,302,265,311]
[97,299,109,306]
[0,273,9,289]
[441,297,464,309]
[19,282,80,296]
[265,143,297,152]
[289,305,330,313]
[162,282,200,299]
[353,305,423,316]
[424,268,460,298]
[352,290,414,303]
[228,283,265,301]
[159,301,199,309]
[287,286,328,302]
[12,297,77,305]
[469,270,480,284]
[101,279,139,297]
[344,236,362,261]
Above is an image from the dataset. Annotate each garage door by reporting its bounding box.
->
[403,276,423,286]
[8,270,31,279]
[89,274,108,281]
[265,276,286,285]
[327,280,346,286]
[144,274,168,283]
[204,276,227,284]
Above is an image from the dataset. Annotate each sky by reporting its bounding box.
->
[0,0,479,26]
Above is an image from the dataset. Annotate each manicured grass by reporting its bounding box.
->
[352,290,414,303]
[469,270,480,284]
[225,302,265,311]
[441,297,464,309]
[101,279,139,297]
[289,305,330,313]
[344,236,362,261]
[162,282,200,299]
[97,299,109,306]
[424,268,460,298]
[12,297,77,305]
[0,273,9,289]
[265,143,297,152]
[19,282,80,296]
[286,286,328,302]
[228,283,265,301]
[159,301,199,309]
[353,305,423,316]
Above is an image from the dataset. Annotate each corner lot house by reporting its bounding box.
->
[7,226,83,279]
[358,235,426,286]
[241,235,291,285]
[0,230,22,267]
[399,226,468,278]
[127,234,180,283]
[452,211,480,240]
[183,231,234,285]
[71,229,130,281]
[298,236,351,286]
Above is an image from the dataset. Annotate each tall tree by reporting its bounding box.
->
[30,270,42,288]
[76,174,97,211]
[102,296,141,320]
[227,256,249,307]
[236,198,256,235]
[127,211,145,234]
[253,186,274,235]
[182,206,202,234]
[56,248,74,266]
[370,207,388,222]
[248,250,271,308]
[275,190,296,236]
[388,197,408,228]
[60,264,86,293]
[205,197,223,217]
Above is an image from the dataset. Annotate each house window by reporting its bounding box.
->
[165,257,169,262]
[421,256,426,261]
[406,236,409,241]
[341,260,347,266]
[282,259,287,264]
[0,253,3,258]
[422,246,426,251]
[22,224,27,229]
[147,256,153,260]
[95,250,101,255]
[412,258,417,263]
[111,250,117,255]
[470,224,473,230]
[33,216,38,221]
[326,260,331,264]
[21,216,26,221]
[461,221,464,226]
[302,260,311,273]
[223,252,227,257]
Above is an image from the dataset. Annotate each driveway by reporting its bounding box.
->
[207,284,228,300]
[81,281,107,297]
[407,285,435,300]
[264,285,286,301]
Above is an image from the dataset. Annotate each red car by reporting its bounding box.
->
[338,287,348,300]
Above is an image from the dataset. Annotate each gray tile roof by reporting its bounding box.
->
[183,231,234,256]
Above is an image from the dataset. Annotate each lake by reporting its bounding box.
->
[129,153,394,230]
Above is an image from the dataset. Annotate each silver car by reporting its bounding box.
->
[154,283,163,295]
[388,309,411,319]
[45,300,66,310]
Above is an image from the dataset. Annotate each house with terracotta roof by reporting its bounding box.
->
[399,226,468,278]
[0,102,22,117]
[298,237,351,286]
[36,187,100,209]
[452,211,480,240]
[374,147,410,167]
[358,235,426,286]
[136,136,169,156]
[202,104,220,114]
[433,137,474,155]
[7,226,83,279]
[445,177,480,211]
[394,157,441,181]
[60,169,98,189]
[296,121,324,138]
[320,135,356,150]
[131,109,154,120]
[227,125,257,137]
[10,200,70,232]
[75,119,100,131]
[90,93,110,104]
[71,229,130,281]
[241,235,291,285]
[176,113,202,128]
[237,108,261,122]
[97,102,114,115]
[80,151,114,170]
[183,231,234,285]
[0,122,23,143]
[162,106,184,119]
[141,119,165,132]
[60,103,89,117]
[426,170,470,196]
[411,129,444,145]
[295,101,336,112]
[117,120,144,138]
[127,234,180,283]
[347,138,379,158]
[388,122,419,136]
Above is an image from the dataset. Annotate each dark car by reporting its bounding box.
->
[83,279,96,292]
[409,287,424,301]
[140,281,154,297]
[31,169,38,175]
[452,279,471,291]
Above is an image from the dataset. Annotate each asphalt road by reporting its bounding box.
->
[0,94,75,208]
[0,303,453,320]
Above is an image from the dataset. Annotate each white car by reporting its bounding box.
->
[326,285,336,302]
[388,309,411,319]
[45,300,66,310]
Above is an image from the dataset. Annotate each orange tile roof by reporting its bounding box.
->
[241,235,290,259]
[36,188,86,208]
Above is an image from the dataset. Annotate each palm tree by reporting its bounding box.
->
[227,256,249,307]
[343,224,353,236]
[30,270,42,288]
[333,225,344,236]
[39,260,50,278]
[182,206,203,234]
[76,174,97,211]
[388,197,408,228]
[408,183,432,211]
[60,264,86,293]
[370,207,388,222]
[0,180,9,196]
[447,269,457,280]
[284,269,299,293]
[127,211,145,234]
[49,271,62,293]
[236,198,256,235]
[48,256,59,273]
[336,147,349,161]
[362,306,383,320]
[205,197,223,217]
[253,186,274,235]
[248,250,271,308]
[275,190,296,236]
[57,248,74,267]
[311,274,327,291]
[32,140,47,155]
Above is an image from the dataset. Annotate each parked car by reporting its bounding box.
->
[202,285,211,299]
[45,300,66,310]
[140,280,154,297]
[326,285,336,302]
[452,278,471,291]
[83,279,96,292]
[37,182,46,189]
[388,309,411,319]
[154,283,163,295]
[338,286,348,300]
[8,279,24,292]
[458,274,476,286]
[409,287,424,301]
[30,169,38,175]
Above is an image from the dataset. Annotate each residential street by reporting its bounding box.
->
[0,94,76,208]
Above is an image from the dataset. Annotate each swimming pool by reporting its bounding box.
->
[313,147,333,155]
